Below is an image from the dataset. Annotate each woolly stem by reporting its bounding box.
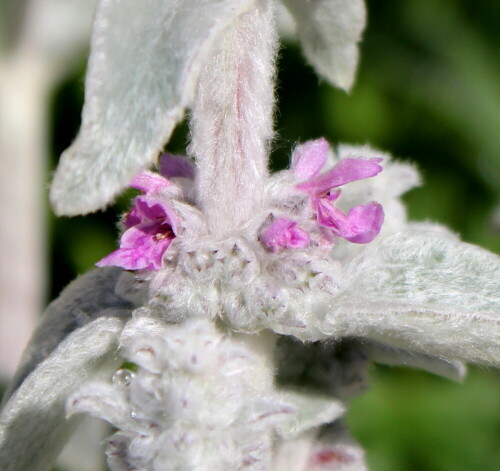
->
[189,0,277,236]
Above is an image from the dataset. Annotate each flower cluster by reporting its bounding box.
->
[292,138,384,244]
[261,138,385,252]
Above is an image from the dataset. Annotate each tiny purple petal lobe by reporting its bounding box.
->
[133,196,169,222]
[316,199,384,244]
[291,138,329,181]
[344,202,385,244]
[261,218,310,253]
[159,153,195,179]
[326,190,342,202]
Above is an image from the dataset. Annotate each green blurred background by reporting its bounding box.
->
[26,0,500,469]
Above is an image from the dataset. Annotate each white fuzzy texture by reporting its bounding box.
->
[0,317,124,471]
[31,1,500,469]
[276,391,344,439]
[273,429,318,471]
[324,230,500,365]
[149,232,341,334]
[189,0,277,235]
[50,0,256,215]
[281,0,366,91]
[67,316,344,471]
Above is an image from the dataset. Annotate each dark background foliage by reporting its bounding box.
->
[30,0,500,469]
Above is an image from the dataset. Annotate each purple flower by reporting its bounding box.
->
[293,138,384,244]
[261,218,310,253]
[97,154,194,271]
[97,194,175,271]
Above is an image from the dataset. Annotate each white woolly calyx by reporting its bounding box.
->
[67,316,344,471]
[94,141,420,339]
[146,142,399,337]
[149,210,342,335]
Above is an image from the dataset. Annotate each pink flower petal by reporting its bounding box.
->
[261,218,310,253]
[290,140,385,246]
[123,196,166,229]
[316,198,355,238]
[297,157,383,196]
[130,170,171,194]
[99,165,180,271]
[159,153,195,179]
[291,138,329,180]
[316,199,384,244]
[119,223,157,247]
[133,196,179,233]
[97,221,174,270]
[123,204,142,229]
[96,247,152,271]
[345,202,384,244]
[133,196,168,221]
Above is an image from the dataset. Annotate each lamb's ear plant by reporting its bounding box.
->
[1,1,499,470]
